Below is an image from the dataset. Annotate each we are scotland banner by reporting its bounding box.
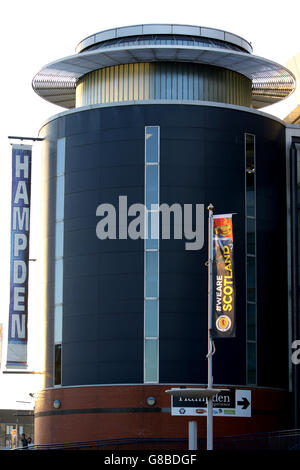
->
[7,145,32,368]
[212,214,236,338]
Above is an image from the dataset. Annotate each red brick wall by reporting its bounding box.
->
[34,385,290,446]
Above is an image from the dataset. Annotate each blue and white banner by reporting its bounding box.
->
[7,145,32,368]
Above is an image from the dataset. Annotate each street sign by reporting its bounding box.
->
[171,389,251,417]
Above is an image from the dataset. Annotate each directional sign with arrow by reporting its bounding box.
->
[235,390,251,417]
[171,389,251,417]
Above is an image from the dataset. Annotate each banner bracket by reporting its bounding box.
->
[8,136,44,141]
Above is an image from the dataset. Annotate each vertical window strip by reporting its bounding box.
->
[245,133,257,385]
[144,126,160,384]
[54,137,65,386]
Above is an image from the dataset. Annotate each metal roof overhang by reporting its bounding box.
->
[32,45,296,109]
[76,24,253,54]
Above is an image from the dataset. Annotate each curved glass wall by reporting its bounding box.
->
[76,62,252,108]
[82,34,247,53]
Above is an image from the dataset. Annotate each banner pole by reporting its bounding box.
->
[207,203,214,450]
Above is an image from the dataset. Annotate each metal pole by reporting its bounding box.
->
[207,203,214,450]
[188,421,198,450]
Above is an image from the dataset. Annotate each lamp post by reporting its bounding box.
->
[166,204,218,451]
[206,203,215,450]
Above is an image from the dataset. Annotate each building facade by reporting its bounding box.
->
[32,24,300,447]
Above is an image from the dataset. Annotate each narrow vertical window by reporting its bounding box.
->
[54,137,65,386]
[144,126,160,383]
[54,344,62,387]
[245,133,257,385]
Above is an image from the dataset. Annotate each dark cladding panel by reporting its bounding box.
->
[255,122,287,388]
[41,104,288,389]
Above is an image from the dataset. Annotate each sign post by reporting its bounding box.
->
[188,421,197,450]
[166,206,239,451]
[165,387,223,450]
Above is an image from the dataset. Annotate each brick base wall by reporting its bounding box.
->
[34,385,290,447]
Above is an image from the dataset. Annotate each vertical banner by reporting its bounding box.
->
[212,214,235,337]
[0,324,2,369]
[7,145,32,368]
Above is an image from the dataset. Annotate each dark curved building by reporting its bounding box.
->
[32,24,300,447]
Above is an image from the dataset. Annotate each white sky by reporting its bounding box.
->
[0,0,299,409]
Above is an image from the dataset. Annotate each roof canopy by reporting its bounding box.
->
[32,24,295,109]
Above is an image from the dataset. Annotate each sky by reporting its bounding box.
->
[0,0,299,409]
